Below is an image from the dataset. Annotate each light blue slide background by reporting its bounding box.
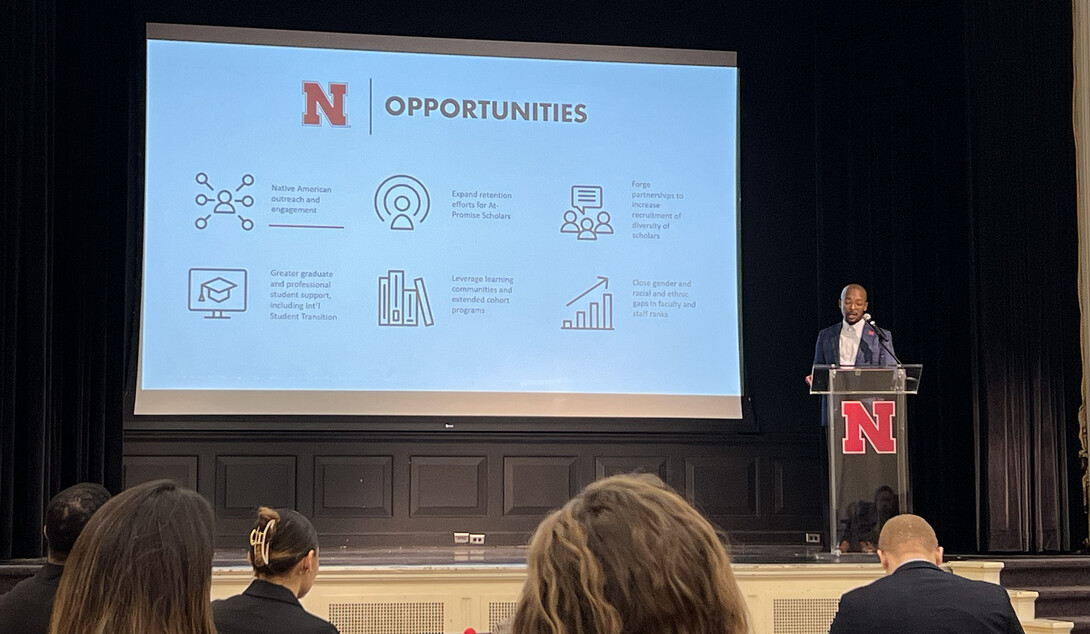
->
[142,39,740,396]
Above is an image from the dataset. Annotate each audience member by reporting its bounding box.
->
[47,479,217,634]
[213,506,339,634]
[0,482,111,634]
[828,513,1024,633]
[510,473,750,634]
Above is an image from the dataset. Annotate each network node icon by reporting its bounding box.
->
[375,175,430,231]
[194,172,255,231]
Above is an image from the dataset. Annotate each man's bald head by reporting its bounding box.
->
[877,514,942,570]
[840,284,867,302]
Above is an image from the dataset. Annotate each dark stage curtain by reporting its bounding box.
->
[0,0,126,559]
[962,3,1079,552]
[814,2,1080,552]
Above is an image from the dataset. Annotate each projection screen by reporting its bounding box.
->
[135,23,742,418]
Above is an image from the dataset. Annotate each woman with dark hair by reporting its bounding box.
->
[213,506,339,634]
[47,479,217,634]
[511,473,751,634]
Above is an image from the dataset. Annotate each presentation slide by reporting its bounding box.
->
[135,24,742,418]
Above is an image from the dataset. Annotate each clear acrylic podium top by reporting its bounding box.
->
[809,364,922,395]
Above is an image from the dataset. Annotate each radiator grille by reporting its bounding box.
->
[328,601,445,634]
[488,600,518,631]
[772,597,840,634]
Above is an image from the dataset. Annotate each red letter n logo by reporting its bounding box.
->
[302,81,347,126]
[841,400,897,454]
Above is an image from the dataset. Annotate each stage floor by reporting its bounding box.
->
[209,543,868,568]
[2,543,875,571]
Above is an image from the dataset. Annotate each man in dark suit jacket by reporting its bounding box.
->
[0,482,111,634]
[813,284,896,368]
[810,283,896,426]
[828,514,1024,633]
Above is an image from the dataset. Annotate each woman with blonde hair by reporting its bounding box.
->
[47,479,217,634]
[511,473,750,634]
[213,506,339,634]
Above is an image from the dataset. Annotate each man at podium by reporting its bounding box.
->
[813,283,896,371]
[811,283,901,553]
[809,283,897,426]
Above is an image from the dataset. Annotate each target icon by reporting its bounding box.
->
[374,174,430,231]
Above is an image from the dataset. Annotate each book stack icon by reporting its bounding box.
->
[378,270,434,327]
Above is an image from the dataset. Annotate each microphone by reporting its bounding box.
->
[862,313,900,366]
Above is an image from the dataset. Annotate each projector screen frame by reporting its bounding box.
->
[145,23,737,67]
[126,23,750,431]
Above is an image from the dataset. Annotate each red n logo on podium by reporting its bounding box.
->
[303,82,348,126]
[841,400,897,454]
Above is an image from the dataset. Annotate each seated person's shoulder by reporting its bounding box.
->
[213,595,338,634]
[962,574,1016,598]
[0,575,54,629]
[295,610,339,634]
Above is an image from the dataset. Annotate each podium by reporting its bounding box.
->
[810,364,921,554]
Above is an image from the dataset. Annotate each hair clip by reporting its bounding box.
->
[248,519,275,567]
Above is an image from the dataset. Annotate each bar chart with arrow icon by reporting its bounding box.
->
[561,276,614,331]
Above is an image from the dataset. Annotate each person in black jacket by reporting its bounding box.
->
[214,507,339,634]
[828,514,1024,634]
[0,482,111,634]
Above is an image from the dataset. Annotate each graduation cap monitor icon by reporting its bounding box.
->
[188,268,248,319]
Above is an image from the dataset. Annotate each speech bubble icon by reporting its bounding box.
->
[571,185,603,215]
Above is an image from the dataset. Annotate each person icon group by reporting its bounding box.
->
[561,209,613,240]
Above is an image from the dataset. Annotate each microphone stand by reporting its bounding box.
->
[864,313,901,366]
